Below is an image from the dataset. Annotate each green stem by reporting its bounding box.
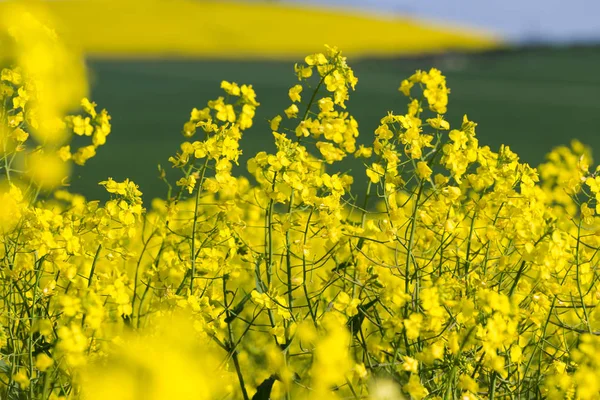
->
[224,277,250,400]
[189,158,209,293]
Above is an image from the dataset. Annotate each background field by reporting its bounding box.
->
[72,45,600,201]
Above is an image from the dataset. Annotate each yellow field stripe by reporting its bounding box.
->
[5,0,501,58]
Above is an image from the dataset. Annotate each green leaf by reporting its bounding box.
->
[225,291,252,324]
[252,375,277,400]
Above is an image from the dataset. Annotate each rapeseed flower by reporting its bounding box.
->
[0,20,598,399]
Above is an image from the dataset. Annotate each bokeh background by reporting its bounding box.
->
[10,0,598,200]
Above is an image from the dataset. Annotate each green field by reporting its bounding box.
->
[72,46,600,201]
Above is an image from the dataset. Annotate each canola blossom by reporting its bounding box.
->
[1,10,600,400]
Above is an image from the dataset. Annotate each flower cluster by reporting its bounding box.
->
[1,20,599,400]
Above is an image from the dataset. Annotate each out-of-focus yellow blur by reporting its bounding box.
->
[0,1,87,144]
[2,0,499,59]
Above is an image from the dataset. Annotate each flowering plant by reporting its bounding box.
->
[1,9,600,400]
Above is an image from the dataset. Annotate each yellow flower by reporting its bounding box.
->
[416,161,432,179]
[404,313,423,340]
[354,145,373,158]
[402,357,419,373]
[220,80,241,96]
[333,292,361,316]
[68,115,94,136]
[35,353,54,372]
[176,175,197,194]
[318,97,334,113]
[284,104,299,119]
[270,115,282,131]
[427,114,450,130]
[81,97,97,117]
[403,375,428,400]
[399,79,414,96]
[294,63,313,79]
[354,363,368,379]
[11,127,28,142]
[288,84,303,102]
[13,369,30,389]
[366,163,385,183]
[316,141,345,164]
[72,145,97,166]
[305,53,327,65]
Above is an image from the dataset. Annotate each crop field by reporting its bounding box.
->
[2,2,600,400]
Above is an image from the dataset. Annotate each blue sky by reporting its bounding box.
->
[286,0,600,43]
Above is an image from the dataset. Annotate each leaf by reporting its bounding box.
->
[225,291,252,324]
[346,297,379,336]
[0,359,10,373]
[252,375,277,400]
[331,260,352,273]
